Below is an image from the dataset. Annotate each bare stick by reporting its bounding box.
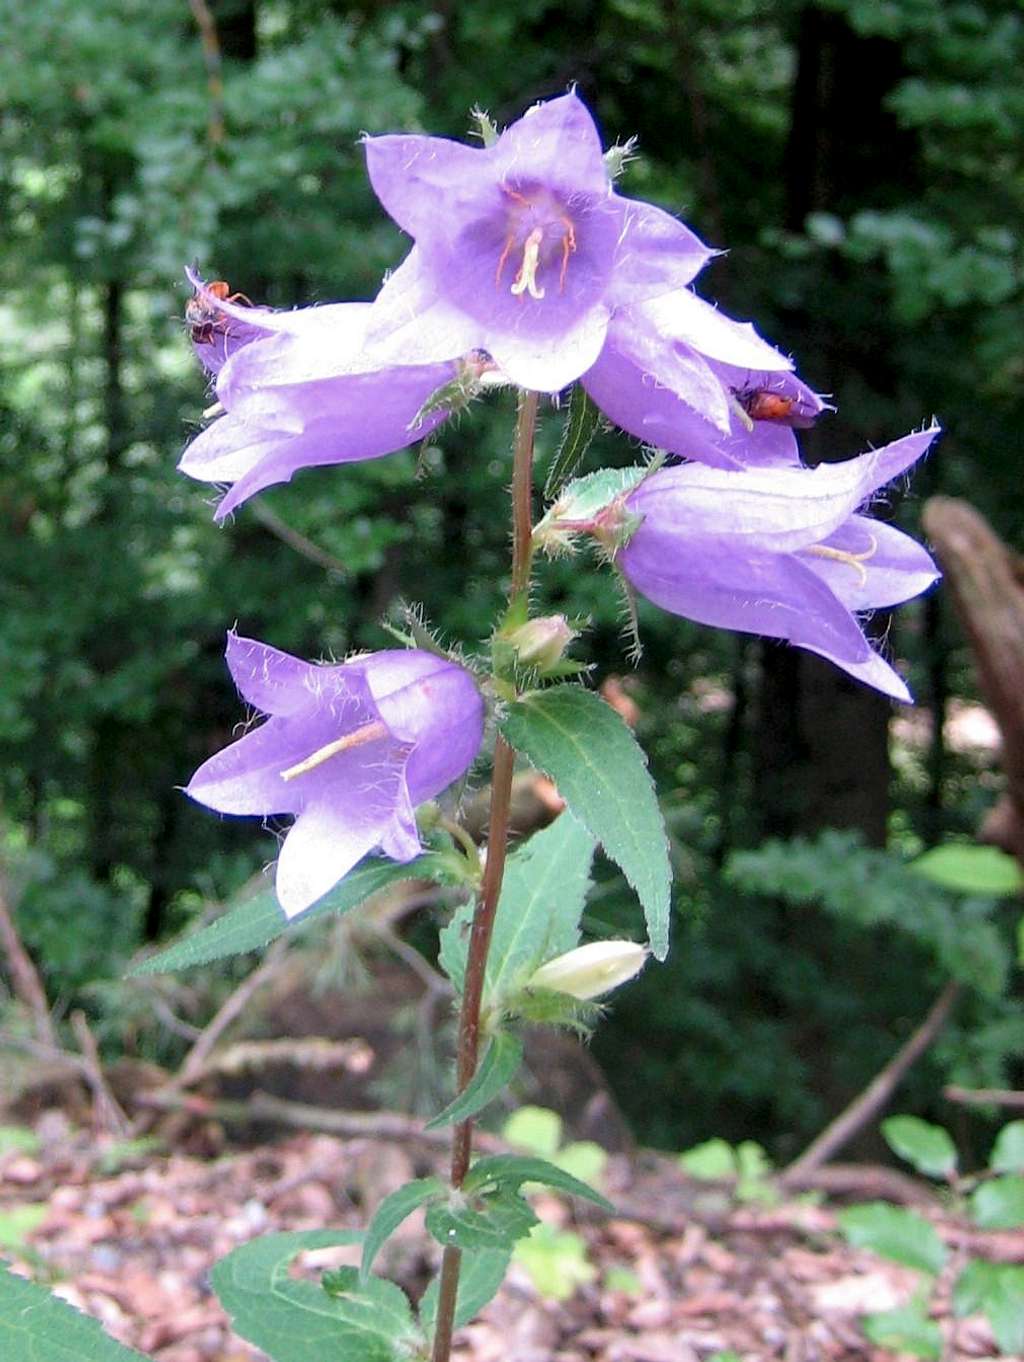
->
[944,1085,1024,1110]
[186,0,225,147]
[70,1010,131,1135]
[780,980,960,1184]
[0,882,57,1048]
[251,502,349,576]
[176,939,288,1088]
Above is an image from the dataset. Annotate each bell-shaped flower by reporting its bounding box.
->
[612,426,941,700]
[179,277,473,519]
[186,633,485,916]
[361,92,715,393]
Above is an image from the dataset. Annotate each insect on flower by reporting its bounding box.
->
[185,279,252,345]
[733,386,816,428]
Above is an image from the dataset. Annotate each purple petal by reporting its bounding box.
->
[364,133,488,244]
[185,721,306,816]
[606,199,716,305]
[801,516,940,610]
[378,781,422,863]
[634,290,794,371]
[276,800,391,918]
[217,303,375,405]
[604,308,733,432]
[492,93,609,198]
[365,249,484,366]
[225,633,325,716]
[178,413,281,482]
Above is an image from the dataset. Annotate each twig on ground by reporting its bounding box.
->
[781,980,961,1184]
[70,1010,131,1136]
[175,940,288,1089]
[0,882,58,1048]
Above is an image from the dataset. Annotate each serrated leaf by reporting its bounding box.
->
[425,1189,539,1252]
[970,1175,1024,1229]
[882,1116,958,1179]
[910,844,1024,896]
[418,1246,511,1335]
[134,855,448,973]
[499,687,671,959]
[0,1264,150,1360]
[360,1178,444,1282]
[991,1120,1024,1173]
[544,386,603,498]
[465,1154,614,1211]
[439,813,596,1000]
[211,1229,419,1362]
[837,1203,946,1274]
[862,1302,942,1359]
[425,1033,523,1130]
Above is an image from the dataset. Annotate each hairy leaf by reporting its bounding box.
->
[360,1178,444,1282]
[0,1264,149,1361]
[544,386,604,498]
[425,1032,523,1129]
[418,1247,511,1335]
[465,1154,614,1211]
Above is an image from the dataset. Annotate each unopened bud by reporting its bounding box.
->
[507,615,576,671]
[527,941,648,1001]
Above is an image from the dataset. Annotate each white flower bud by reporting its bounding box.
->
[526,941,648,1001]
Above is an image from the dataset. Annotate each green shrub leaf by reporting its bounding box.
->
[425,1032,523,1130]
[0,1265,150,1360]
[910,844,1024,896]
[360,1178,445,1283]
[990,1120,1024,1174]
[837,1203,946,1274]
[970,1175,1024,1229]
[881,1115,957,1178]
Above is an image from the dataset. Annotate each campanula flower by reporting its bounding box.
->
[179,278,470,519]
[550,426,939,700]
[186,633,485,916]
[361,92,714,393]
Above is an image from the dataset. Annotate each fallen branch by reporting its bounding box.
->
[944,1084,1024,1110]
[0,882,57,1048]
[781,980,961,1184]
[175,940,288,1089]
[70,1010,131,1136]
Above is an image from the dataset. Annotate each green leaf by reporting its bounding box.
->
[439,813,596,1001]
[544,386,603,498]
[991,1120,1024,1173]
[211,1229,419,1362]
[0,1264,149,1360]
[134,855,448,973]
[425,1033,523,1130]
[542,465,652,523]
[953,1262,1024,1352]
[862,1301,942,1359]
[0,1126,40,1155]
[425,1189,539,1252]
[418,1247,511,1335]
[679,1138,737,1180]
[360,1177,444,1282]
[882,1115,958,1179]
[502,1106,564,1159]
[500,687,672,959]
[837,1203,946,1274]
[513,1223,596,1301]
[464,1154,614,1211]
[555,1141,608,1189]
[0,1205,46,1251]
[970,1175,1024,1229]
[910,844,1024,896]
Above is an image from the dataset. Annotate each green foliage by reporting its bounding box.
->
[861,1297,942,1359]
[418,1246,510,1337]
[969,1176,1024,1230]
[360,1178,445,1283]
[425,1188,539,1254]
[501,1107,609,1190]
[210,1229,421,1362]
[954,1262,1024,1354]
[0,1126,40,1156]
[881,1116,958,1179]
[543,386,605,499]
[0,1205,48,1252]
[439,813,596,1006]
[512,1223,597,1301]
[990,1121,1024,1174]
[134,851,464,973]
[910,845,1024,897]
[0,1264,149,1360]
[425,1032,523,1130]
[837,1203,947,1275]
[500,687,672,959]
[678,1138,776,1204]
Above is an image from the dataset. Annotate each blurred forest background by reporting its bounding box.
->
[1,0,1022,1163]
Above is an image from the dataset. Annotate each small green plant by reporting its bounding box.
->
[678,1136,778,1204]
[837,1114,1024,1356]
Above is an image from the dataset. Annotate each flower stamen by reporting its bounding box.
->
[804,534,878,587]
[510,228,546,300]
[558,217,577,293]
[279,719,388,781]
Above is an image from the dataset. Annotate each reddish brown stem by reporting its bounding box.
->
[430,394,537,1362]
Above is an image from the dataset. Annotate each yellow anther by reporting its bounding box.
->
[279,720,388,782]
[558,219,577,293]
[804,534,878,588]
[510,227,546,300]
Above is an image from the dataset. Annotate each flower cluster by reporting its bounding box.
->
[180,91,939,915]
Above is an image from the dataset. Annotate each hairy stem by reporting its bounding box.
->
[430,392,537,1362]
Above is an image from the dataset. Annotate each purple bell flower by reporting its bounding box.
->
[361,92,715,393]
[179,277,465,519]
[186,633,485,916]
[615,426,941,700]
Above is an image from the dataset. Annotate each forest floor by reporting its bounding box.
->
[3,1111,1020,1362]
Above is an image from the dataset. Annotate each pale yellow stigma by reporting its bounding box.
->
[279,719,388,782]
[805,534,878,587]
[510,227,546,300]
